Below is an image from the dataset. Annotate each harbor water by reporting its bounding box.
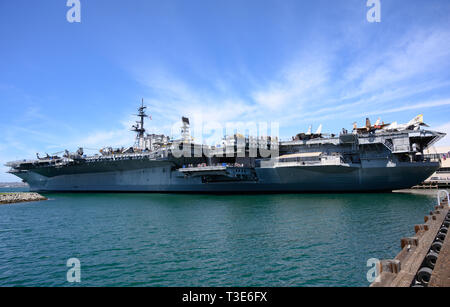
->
[0,190,439,286]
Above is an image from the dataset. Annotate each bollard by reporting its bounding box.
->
[414,224,429,233]
[380,259,401,274]
[401,237,419,249]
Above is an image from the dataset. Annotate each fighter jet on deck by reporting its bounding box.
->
[353,117,390,134]
[381,114,429,132]
[353,114,429,134]
[294,124,325,140]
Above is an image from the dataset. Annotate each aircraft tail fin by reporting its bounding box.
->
[407,114,424,126]
[315,124,322,135]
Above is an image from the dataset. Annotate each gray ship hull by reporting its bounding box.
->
[15,161,439,193]
[8,103,445,193]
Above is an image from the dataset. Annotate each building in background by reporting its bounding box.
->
[421,146,450,187]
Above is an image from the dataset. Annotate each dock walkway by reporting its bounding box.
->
[371,191,450,287]
[429,221,450,287]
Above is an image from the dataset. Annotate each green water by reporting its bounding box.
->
[0,191,438,286]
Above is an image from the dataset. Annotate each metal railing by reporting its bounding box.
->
[437,190,450,208]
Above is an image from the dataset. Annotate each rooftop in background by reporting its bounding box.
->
[424,146,450,172]
[424,146,450,155]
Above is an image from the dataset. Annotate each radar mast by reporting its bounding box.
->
[132,99,150,150]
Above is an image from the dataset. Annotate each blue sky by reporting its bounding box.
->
[1,0,450,181]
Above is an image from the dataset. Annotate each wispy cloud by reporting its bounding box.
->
[434,122,450,146]
[341,29,450,99]
[127,26,450,136]
[251,58,330,110]
[361,98,450,117]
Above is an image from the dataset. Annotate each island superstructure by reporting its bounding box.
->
[5,103,446,192]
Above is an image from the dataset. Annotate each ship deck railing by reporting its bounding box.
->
[83,152,165,162]
[178,165,227,172]
[271,160,342,168]
[7,151,168,169]
[179,163,246,172]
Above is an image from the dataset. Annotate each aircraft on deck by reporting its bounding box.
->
[294,124,326,140]
[353,118,390,134]
[353,114,429,134]
[380,114,429,132]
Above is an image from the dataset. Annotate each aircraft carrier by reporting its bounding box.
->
[5,103,446,192]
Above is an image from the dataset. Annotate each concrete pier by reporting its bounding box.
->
[371,192,450,287]
[0,192,47,205]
